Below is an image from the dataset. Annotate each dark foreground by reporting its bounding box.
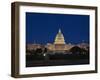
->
[26,53,89,67]
[26,59,89,67]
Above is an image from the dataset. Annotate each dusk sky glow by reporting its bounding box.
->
[26,12,89,44]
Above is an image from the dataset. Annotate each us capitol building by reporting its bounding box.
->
[27,29,88,53]
[46,29,73,53]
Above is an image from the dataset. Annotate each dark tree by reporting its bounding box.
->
[43,48,48,53]
[26,49,31,53]
[31,49,36,54]
[70,46,82,54]
[35,48,43,53]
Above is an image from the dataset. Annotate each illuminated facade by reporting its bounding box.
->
[46,29,73,53]
[54,29,65,44]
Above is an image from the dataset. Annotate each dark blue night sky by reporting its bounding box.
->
[26,12,89,44]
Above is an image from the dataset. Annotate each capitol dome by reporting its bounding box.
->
[54,29,66,44]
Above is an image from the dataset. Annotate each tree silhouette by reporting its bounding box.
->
[70,46,82,54]
[35,48,43,54]
[43,48,48,53]
[31,49,36,55]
